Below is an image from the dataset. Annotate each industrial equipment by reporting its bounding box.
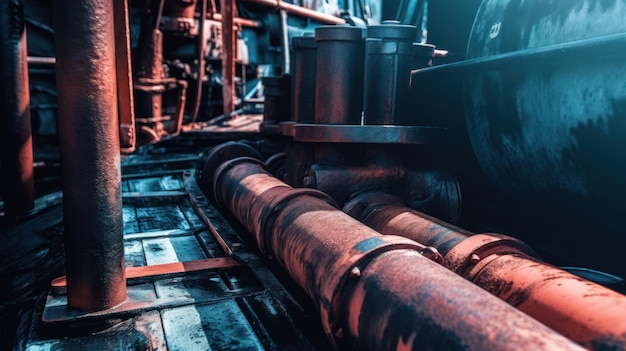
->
[2,0,626,350]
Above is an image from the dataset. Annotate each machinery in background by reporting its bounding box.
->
[3,0,626,350]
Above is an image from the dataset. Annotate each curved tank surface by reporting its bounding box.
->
[465,0,626,228]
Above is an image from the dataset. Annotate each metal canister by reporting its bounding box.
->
[363,21,417,125]
[315,25,364,125]
[262,74,291,124]
[292,34,317,124]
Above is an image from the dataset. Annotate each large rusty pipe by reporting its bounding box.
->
[53,0,126,311]
[0,0,34,219]
[199,143,583,351]
[345,192,626,349]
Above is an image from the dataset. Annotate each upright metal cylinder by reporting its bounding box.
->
[346,192,626,350]
[315,25,364,125]
[0,0,34,218]
[363,21,417,125]
[262,75,292,124]
[53,0,126,311]
[292,35,317,124]
[200,144,583,351]
[135,29,164,120]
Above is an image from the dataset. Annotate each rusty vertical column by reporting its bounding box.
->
[114,0,136,153]
[53,0,127,311]
[0,0,34,219]
[220,0,236,114]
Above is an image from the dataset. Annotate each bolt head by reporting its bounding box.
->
[349,266,361,278]
[469,254,480,264]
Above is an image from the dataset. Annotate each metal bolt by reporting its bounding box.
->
[419,246,443,264]
[469,254,480,264]
[349,266,361,278]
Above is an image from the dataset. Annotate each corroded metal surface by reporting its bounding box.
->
[114,0,136,153]
[349,192,626,350]
[344,192,470,255]
[203,145,583,350]
[470,253,626,350]
[53,0,126,311]
[220,0,235,115]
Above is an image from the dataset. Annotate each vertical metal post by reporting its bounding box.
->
[279,9,290,74]
[0,0,34,219]
[53,0,127,311]
[220,0,236,114]
[114,0,136,153]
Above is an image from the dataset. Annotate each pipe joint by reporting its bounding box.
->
[258,188,336,254]
[443,233,538,278]
[343,191,406,220]
[213,156,267,203]
[196,141,264,200]
[316,235,431,344]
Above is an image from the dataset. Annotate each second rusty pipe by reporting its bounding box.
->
[344,191,626,350]
[198,142,582,351]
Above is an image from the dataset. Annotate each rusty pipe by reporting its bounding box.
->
[220,0,236,115]
[345,192,626,350]
[209,13,261,28]
[198,142,583,351]
[239,0,345,24]
[190,0,207,123]
[114,0,136,153]
[0,0,34,219]
[53,0,126,311]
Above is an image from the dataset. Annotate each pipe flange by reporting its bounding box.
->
[342,191,405,220]
[212,156,268,208]
[443,233,539,279]
[317,235,427,344]
[197,142,263,202]
[258,188,338,254]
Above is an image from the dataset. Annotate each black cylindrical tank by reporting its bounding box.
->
[315,25,364,125]
[262,74,291,124]
[465,0,626,226]
[363,21,417,125]
[292,35,317,124]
